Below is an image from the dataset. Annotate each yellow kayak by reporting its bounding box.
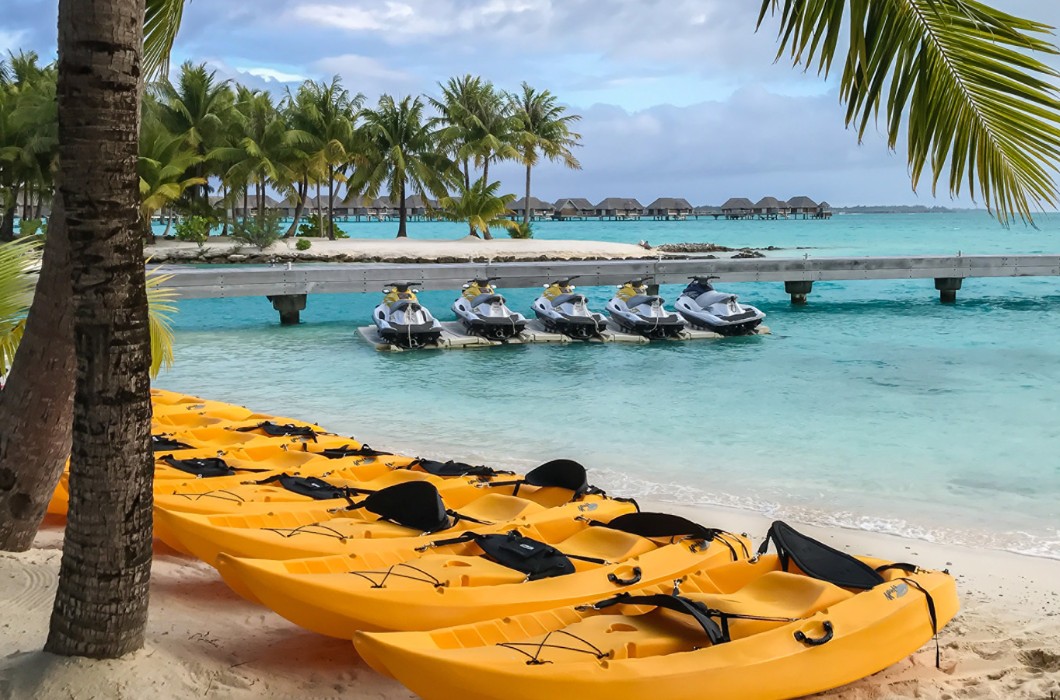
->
[219,512,751,637]
[354,521,958,700]
[154,460,619,563]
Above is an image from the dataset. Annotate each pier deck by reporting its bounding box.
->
[159,254,1060,301]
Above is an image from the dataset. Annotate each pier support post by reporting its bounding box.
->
[267,294,307,325]
[934,277,963,303]
[784,280,813,305]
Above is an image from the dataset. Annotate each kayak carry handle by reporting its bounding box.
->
[793,621,834,646]
[607,567,643,586]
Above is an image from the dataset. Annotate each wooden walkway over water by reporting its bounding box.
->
[158,254,1060,322]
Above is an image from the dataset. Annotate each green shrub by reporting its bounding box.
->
[296,217,320,237]
[295,238,312,251]
[233,213,282,251]
[18,219,47,237]
[508,221,534,239]
[175,216,212,248]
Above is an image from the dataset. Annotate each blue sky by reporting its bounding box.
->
[3,0,1060,206]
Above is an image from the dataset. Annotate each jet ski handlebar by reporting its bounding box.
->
[688,275,720,282]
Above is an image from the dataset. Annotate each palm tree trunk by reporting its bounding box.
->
[163,210,173,236]
[45,0,154,659]
[483,158,490,184]
[256,178,265,220]
[1,185,19,241]
[22,181,32,221]
[34,186,44,220]
[463,158,470,191]
[316,181,323,234]
[0,194,74,551]
[327,165,336,240]
[523,163,532,227]
[396,180,407,238]
[220,184,229,236]
[284,176,308,237]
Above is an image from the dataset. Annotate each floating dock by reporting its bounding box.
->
[358,320,769,352]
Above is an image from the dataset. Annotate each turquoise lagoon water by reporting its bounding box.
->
[156,212,1060,559]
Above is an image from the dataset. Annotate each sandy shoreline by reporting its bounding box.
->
[2,504,1057,699]
[144,235,663,264]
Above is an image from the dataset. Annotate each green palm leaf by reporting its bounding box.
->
[759,0,1060,222]
[144,0,186,81]
[0,238,42,376]
[145,264,177,377]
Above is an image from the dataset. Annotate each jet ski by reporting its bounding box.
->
[605,279,685,339]
[373,282,443,349]
[452,278,527,341]
[530,277,606,340]
[674,276,765,336]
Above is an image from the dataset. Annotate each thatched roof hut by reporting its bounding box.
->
[594,197,644,219]
[815,200,833,219]
[404,195,439,215]
[646,197,693,219]
[720,197,754,219]
[508,196,555,220]
[753,196,785,218]
[553,197,594,219]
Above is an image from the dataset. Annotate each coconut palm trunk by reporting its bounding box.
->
[327,165,336,240]
[45,0,154,658]
[0,194,75,551]
[1,189,18,241]
[396,180,408,238]
[523,162,532,227]
[284,176,308,237]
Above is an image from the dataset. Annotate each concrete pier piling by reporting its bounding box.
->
[784,280,814,305]
[267,294,307,325]
[935,277,963,303]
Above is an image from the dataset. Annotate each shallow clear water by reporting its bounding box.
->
[156,213,1060,559]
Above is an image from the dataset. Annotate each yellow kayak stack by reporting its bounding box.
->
[44,388,959,700]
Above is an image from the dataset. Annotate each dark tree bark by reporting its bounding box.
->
[327,165,336,240]
[396,180,407,238]
[45,0,154,659]
[1,185,20,241]
[0,194,75,551]
[284,175,308,237]
[523,163,532,227]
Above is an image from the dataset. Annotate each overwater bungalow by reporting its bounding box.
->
[693,205,723,220]
[594,197,645,220]
[508,196,555,221]
[720,197,755,220]
[552,197,594,220]
[815,201,833,219]
[404,195,439,219]
[370,197,393,220]
[786,195,818,219]
[233,193,283,219]
[753,196,785,220]
[645,197,694,220]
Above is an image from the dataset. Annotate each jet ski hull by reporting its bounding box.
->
[610,313,685,339]
[535,313,605,340]
[378,323,443,348]
[460,316,527,341]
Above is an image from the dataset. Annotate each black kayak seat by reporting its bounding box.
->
[350,481,450,533]
[153,435,194,451]
[758,520,885,590]
[159,454,234,478]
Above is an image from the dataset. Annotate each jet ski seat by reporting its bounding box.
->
[625,295,662,308]
[471,294,505,307]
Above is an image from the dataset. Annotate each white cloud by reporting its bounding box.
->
[239,67,309,83]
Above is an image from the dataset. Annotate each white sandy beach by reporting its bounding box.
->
[1,506,1057,699]
[145,235,662,263]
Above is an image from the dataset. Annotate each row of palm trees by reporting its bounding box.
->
[141,63,582,241]
[3,56,583,242]
[0,52,56,241]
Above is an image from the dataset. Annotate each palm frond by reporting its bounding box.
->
[759,0,1060,222]
[144,0,187,81]
[145,264,178,377]
[0,238,42,376]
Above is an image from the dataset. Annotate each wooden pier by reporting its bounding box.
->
[157,254,1060,323]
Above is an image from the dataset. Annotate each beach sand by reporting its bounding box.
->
[145,235,659,263]
[1,507,1057,699]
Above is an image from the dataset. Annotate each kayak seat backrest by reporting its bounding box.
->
[760,521,885,590]
[456,494,546,523]
[556,528,656,564]
[688,571,854,640]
